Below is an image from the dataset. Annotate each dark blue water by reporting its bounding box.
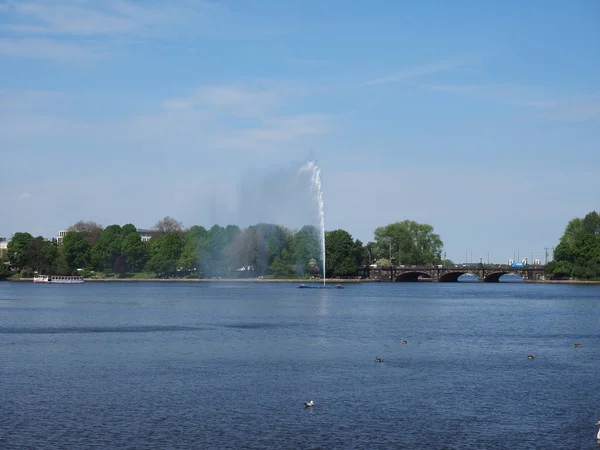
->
[1,281,599,449]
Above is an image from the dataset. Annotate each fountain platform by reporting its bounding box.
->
[298,284,344,289]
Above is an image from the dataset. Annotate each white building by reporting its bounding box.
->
[137,229,154,242]
[0,238,8,256]
[56,230,68,246]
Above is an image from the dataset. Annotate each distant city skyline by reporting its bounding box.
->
[1,0,598,264]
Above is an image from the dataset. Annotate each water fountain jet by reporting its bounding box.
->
[299,160,326,287]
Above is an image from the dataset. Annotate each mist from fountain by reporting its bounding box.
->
[299,160,326,287]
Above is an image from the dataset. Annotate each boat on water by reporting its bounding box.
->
[33,275,84,284]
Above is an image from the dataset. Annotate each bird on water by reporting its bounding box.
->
[401,338,407,345]
[527,354,535,359]
[304,400,314,408]
[375,356,382,363]
[573,343,582,348]
[596,421,600,440]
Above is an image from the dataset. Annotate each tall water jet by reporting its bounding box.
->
[300,160,326,286]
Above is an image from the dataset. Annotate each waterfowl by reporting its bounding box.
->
[573,343,582,348]
[375,357,382,363]
[527,354,535,359]
[596,420,600,440]
[304,400,314,408]
[401,338,407,345]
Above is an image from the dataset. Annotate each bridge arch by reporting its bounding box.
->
[484,272,508,282]
[395,272,432,282]
[483,271,524,282]
[439,271,470,282]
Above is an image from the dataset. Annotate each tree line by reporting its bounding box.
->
[0,218,447,279]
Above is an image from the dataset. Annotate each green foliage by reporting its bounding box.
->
[548,211,600,280]
[146,232,184,277]
[122,223,137,237]
[62,231,91,271]
[292,225,321,276]
[0,252,11,279]
[6,232,34,272]
[178,226,208,275]
[26,237,58,274]
[373,220,443,266]
[325,229,362,277]
[121,232,148,272]
[91,225,125,272]
[5,233,58,275]
[3,217,455,279]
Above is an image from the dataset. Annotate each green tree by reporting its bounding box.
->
[6,232,34,273]
[292,225,321,276]
[62,231,91,271]
[325,229,362,277]
[373,220,443,266]
[122,223,137,237]
[146,232,184,276]
[121,233,149,272]
[548,211,600,280]
[178,226,208,275]
[26,237,58,274]
[0,251,12,279]
[91,225,124,272]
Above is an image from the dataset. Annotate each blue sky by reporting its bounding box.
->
[1,0,599,264]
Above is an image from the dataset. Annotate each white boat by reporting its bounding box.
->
[33,275,84,284]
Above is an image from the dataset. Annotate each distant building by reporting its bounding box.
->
[137,229,154,242]
[56,230,68,246]
[0,237,8,256]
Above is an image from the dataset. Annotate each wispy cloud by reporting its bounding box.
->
[0,82,336,155]
[417,82,600,121]
[361,61,463,87]
[0,37,107,60]
[216,114,334,151]
[19,192,31,200]
[0,0,210,37]
[0,0,218,59]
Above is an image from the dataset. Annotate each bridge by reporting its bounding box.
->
[360,264,547,282]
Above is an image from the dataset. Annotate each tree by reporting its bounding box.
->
[67,221,103,246]
[91,225,124,272]
[122,223,137,237]
[200,224,240,277]
[26,237,58,274]
[121,233,149,272]
[292,225,321,276]
[325,229,362,277]
[146,232,184,276]
[62,231,91,271]
[373,220,443,266]
[0,251,12,279]
[6,232,34,272]
[548,211,600,280]
[153,216,184,236]
[178,226,208,275]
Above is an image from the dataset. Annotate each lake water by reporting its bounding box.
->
[1,281,599,449]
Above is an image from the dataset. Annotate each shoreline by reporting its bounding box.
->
[5,277,367,283]
[524,279,600,285]
[4,278,600,284]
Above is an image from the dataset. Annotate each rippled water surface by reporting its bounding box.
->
[1,281,599,449]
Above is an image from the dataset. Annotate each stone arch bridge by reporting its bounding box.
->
[361,265,547,282]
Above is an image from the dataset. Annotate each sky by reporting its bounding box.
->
[1,0,599,264]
